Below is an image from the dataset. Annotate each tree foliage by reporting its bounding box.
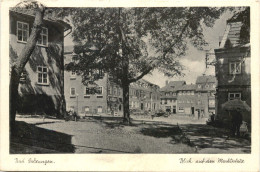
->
[61,7,226,84]
[57,7,230,122]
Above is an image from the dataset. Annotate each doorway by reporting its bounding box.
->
[191,107,194,115]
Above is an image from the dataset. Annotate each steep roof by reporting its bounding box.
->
[219,22,243,48]
[10,8,71,30]
[177,84,196,91]
[196,75,216,84]
[160,81,186,92]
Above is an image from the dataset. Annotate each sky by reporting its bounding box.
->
[64,11,233,88]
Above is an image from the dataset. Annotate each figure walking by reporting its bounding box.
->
[231,109,243,137]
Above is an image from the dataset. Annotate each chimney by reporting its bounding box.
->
[165,80,169,86]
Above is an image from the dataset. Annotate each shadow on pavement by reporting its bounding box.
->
[180,124,251,153]
[10,121,75,154]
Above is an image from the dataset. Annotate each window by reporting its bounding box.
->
[164,99,167,104]
[84,106,90,112]
[37,27,48,46]
[187,91,190,95]
[98,69,104,77]
[228,93,241,100]
[198,100,201,104]
[173,93,176,96]
[212,84,216,88]
[97,106,102,113]
[110,86,113,95]
[17,21,29,42]
[37,66,48,85]
[179,107,184,112]
[85,87,91,95]
[166,92,170,96]
[70,70,76,79]
[114,87,117,95]
[209,99,215,106]
[191,91,194,95]
[198,84,201,88]
[183,91,186,95]
[205,84,209,88]
[118,88,121,96]
[179,91,182,95]
[70,88,76,96]
[229,62,241,74]
[96,87,103,95]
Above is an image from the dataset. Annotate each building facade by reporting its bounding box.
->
[176,84,197,115]
[160,75,216,117]
[129,79,161,112]
[10,8,71,117]
[214,19,251,124]
[64,46,160,116]
[160,81,186,114]
[195,75,217,117]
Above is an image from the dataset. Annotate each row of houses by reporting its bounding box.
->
[10,8,251,124]
[64,47,161,115]
[9,8,217,118]
[160,76,216,117]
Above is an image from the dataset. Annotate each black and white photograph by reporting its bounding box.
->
[1,0,259,171]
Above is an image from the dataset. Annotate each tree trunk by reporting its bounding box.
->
[10,8,45,135]
[122,82,130,124]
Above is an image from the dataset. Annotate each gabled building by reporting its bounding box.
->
[10,8,71,117]
[160,75,216,117]
[195,75,217,116]
[129,79,160,112]
[160,81,186,113]
[214,14,251,124]
[176,84,197,115]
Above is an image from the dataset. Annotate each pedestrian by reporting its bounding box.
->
[231,109,243,137]
[73,110,77,122]
[210,112,215,122]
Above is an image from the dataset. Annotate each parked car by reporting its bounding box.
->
[154,110,167,117]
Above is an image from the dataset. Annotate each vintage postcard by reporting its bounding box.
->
[0,0,259,171]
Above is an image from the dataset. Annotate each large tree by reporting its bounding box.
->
[10,1,46,133]
[62,7,228,123]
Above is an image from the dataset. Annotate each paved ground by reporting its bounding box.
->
[13,114,250,154]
